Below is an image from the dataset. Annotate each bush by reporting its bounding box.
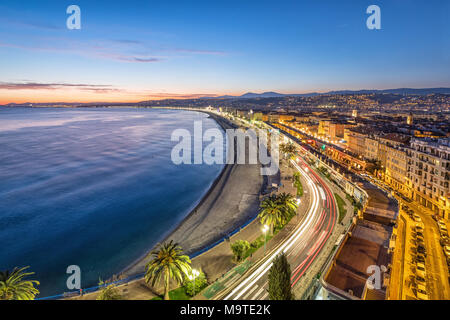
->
[184,272,208,297]
[230,240,251,262]
[96,284,122,300]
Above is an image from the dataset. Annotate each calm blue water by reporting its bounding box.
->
[0,107,224,297]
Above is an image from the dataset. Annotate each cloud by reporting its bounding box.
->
[0,41,164,64]
[0,82,217,99]
[0,82,117,92]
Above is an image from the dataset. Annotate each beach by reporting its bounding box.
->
[123,112,265,277]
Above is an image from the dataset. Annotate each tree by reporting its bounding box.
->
[258,194,285,235]
[96,283,122,300]
[145,240,191,300]
[0,266,40,300]
[268,253,293,300]
[277,192,298,220]
[258,193,298,235]
[230,240,251,262]
[280,142,296,159]
[293,172,303,197]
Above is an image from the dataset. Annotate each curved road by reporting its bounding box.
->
[219,155,337,300]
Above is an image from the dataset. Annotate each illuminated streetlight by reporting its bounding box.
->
[262,224,269,255]
[188,269,200,296]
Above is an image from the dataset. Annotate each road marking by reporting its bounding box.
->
[242,284,259,300]
[250,286,266,300]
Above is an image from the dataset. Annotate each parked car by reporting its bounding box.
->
[417,244,427,255]
[413,214,422,223]
[415,262,426,279]
[444,246,450,259]
[415,275,426,285]
[416,284,429,300]
[440,237,450,247]
[414,253,426,264]
[414,225,424,233]
[413,231,425,238]
[432,214,439,221]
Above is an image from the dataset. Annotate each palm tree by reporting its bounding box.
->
[145,240,191,300]
[277,192,298,220]
[280,142,296,159]
[258,194,286,235]
[0,266,40,300]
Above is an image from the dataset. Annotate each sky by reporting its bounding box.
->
[0,0,449,104]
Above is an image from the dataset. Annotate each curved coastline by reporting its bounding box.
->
[122,111,264,277]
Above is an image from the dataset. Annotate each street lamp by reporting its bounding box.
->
[262,224,269,255]
[188,269,200,296]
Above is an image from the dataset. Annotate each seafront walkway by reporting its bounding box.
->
[70,155,305,300]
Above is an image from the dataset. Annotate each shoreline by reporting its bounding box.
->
[122,110,265,277]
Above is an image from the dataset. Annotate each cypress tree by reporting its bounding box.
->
[268,253,293,300]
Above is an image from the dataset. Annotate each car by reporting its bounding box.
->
[414,225,424,233]
[440,238,450,247]
[413,231,425,238]
[416,284,429,300]
[432,214,439,221]
[417,244,427,255]
[414,253,426,264]
[402,205,409,211]
[416,238,425,246]
[413,214,422,223]
[415,262,426,278]
[444,246,450,258]
[415,275,426,285]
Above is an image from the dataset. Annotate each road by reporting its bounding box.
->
[219,156,337,300]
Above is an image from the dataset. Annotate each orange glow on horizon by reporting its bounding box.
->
[0,88,239,105]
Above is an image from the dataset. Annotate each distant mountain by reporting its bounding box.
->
[2,88,449,106]
[326,88,450,95]
[200,88,450,100]
[240,91,285,98]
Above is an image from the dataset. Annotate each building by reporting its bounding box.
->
[318,183,397,300]
[385,145,410,197]
[406,138,450,219]
[365,137,379,161]
[279,114,294,122]
[346,128,367,156]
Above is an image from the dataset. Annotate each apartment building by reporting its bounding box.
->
[346,128,367,155]
[406,138,450,219]
[385,145,410,197]
[365,137,379,161]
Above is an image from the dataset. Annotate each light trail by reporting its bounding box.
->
[290,160,337,286]
[224,159,321,300]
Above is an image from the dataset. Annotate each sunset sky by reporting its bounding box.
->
[0,0,449,104]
